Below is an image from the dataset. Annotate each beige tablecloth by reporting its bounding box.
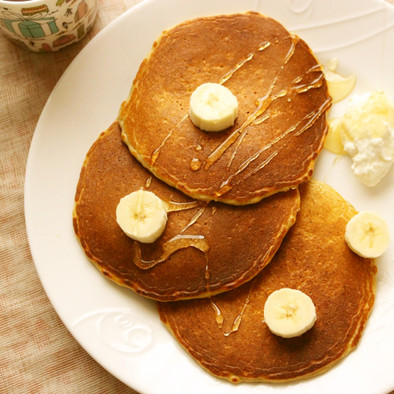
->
[0,1,142,392]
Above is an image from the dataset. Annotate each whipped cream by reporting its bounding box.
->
[344,131,394,187]
[326,90,394,187]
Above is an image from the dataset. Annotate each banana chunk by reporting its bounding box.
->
[189,82,238,132]
[323,57,356,103]
[116,190,168,243]
[345,211,390,258]
[264,288,317,338]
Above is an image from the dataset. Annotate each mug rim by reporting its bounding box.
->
[0,0,59,5]
[0,0,52,5]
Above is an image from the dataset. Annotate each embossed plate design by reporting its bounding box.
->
[25,0,394,393]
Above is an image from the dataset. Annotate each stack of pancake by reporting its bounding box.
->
[73,12,376,383]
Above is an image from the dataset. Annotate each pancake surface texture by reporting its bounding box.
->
[119,12,332,205]
[159,180,376,382]
[73,122,300,301]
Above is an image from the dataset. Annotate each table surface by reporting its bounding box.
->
[1,1,142,392]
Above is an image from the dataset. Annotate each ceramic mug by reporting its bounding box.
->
[0,0,98,52]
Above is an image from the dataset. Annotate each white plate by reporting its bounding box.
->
[25,0,394,393]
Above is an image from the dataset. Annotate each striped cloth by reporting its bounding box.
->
[0,1,142,392]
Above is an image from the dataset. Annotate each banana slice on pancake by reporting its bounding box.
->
[345,211,390,258]
[116,190,168,243]
[119,12,331,205]
[189,83,238,132]
[158,180,376,382]
[73,122,300,301]
[264,288,317,338]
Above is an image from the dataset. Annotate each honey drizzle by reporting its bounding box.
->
[244,150,279,179]
[132,234,209,270]
[206,73,320,171]
[307,63,322,73]
[144,176,152,189]
[209,281,255,336]
[204,254,211,293]
[226,130,249,169]
[292,72,324,94]
[204,78,278,171]
[218,41,271,85]
[284,34,299,64]
[213,96,331,197]
[147,42,271,165]
[166,200,202,213]
[145,35,328,199]
[217,150,278,197]
[179,205,207,234]
[226,109,271,169]
[294,97,332,136]
[150,130,173,166]
[204,41,323,172]
[131,203,208,270]
[190,157,202,171]
[251,110,271,126]
[204,35,299,170]
[150,114,188,166]
[210,299,224,327]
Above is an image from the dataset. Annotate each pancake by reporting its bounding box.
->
[73,122,300,301]
[158,180,376,382]
[119,12,332,205]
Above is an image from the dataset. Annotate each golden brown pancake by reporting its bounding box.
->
[73,122,300,301]
[119,12,331,205]
[158,180,376,382]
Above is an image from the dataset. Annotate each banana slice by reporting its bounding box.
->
[116,190,168,243]
[345,211,390,258]
[323,57,356,103]
[324,118,346,154]
[264,288,317,338]
[189,82,238,132]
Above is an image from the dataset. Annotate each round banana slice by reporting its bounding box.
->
[116,189,168,243]
[345,211,390,258]
[264,288,317,338]
[189,82,238,132]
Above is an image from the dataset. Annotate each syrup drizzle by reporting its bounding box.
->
[210,299,224,326]
[209,281,255,336]
[190,157,202,171]
[225,110,272,169]
[148,41,272,166]
[150,114,188,166]
[144,176,152,189]
[143,178,202,212]
[205,60,323,172]
[132,234,208,270]
[213,96,331,197]
[295,97,331,136]
[179,205,207,234]
[131,203,208,270]
[166,200,202,213]
[146,34,328,199]
[292,72,324,94]
[284,34,299,64]
[204,35,301,170]
[204,78,279,171]
[218,41,271,85]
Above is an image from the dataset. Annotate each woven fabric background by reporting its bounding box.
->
[0,1,142,392]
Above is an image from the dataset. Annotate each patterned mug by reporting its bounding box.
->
[0,0,98,52]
